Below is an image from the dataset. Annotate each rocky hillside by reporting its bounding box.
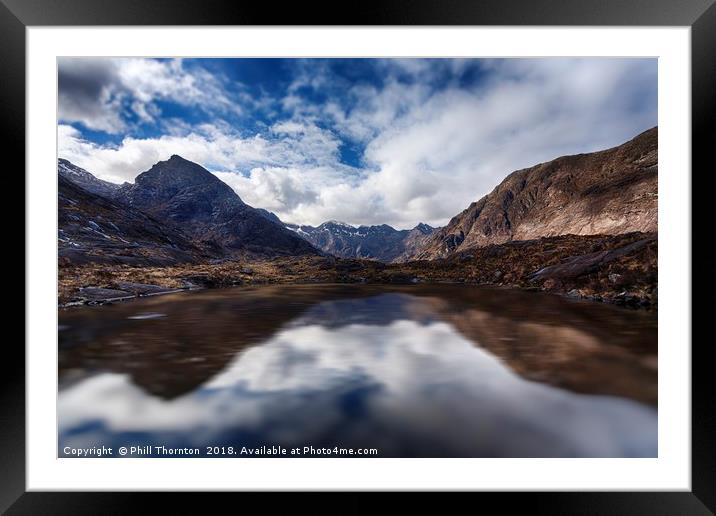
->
[403,127,658,261]
[286,220,436,262]
[395,223,440,262]
[114,155,320,258]
[58,174,209,266]
[58,158,120,198]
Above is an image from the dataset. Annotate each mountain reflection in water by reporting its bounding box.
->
[58,284,657,457]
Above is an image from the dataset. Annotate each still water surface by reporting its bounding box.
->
[58,284,657,457]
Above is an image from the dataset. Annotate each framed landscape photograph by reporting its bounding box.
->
[54,55,663,461]
[8,0,712,512]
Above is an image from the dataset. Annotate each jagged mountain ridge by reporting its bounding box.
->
[402,127,658,261]
[113,155,320,257]
[58,126,657,265]
[285,220,436,262]
[58,158,120,198]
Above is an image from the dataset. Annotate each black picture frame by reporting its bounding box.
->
[4,0,710,512]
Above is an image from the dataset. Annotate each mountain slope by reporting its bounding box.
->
[395,223,439,262]
[404,127,658,261]
[58,158,120,198]
[286,221,436,262]
[115,155,319,257]
[59,175,209,266]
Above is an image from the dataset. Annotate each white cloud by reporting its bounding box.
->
[325,80,432,142]
[58,58,657,229]
[58,119,353,190]
[59,317,657,456]
[58,58,241,133]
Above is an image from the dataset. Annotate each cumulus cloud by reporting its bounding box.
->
[59,119,350,185]
[58,58,657,229]
[58,58,241,133]
[58,59,127,133]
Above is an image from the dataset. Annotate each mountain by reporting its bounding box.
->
[255,208,283,225]
[58,174,208,266]
[114,155,319,257]
[285,220,436,262]
[403,127,658,261]
[58,158,120,198]
[398,223,437,261]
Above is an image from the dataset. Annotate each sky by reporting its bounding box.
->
[58,57,657,229]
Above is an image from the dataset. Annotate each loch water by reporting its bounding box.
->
[58,284,657,458]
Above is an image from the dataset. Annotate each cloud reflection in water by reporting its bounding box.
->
[59,288,657,457]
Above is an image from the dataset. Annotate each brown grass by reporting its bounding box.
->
[59,232,657,309]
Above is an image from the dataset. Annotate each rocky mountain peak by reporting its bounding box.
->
[412,223,434,234]
[58,158,120,199]
[134,155,227,191]
[285,219,439,262]
[323,220,354,228]
[113,156,318,257]
[402,126,658,261]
